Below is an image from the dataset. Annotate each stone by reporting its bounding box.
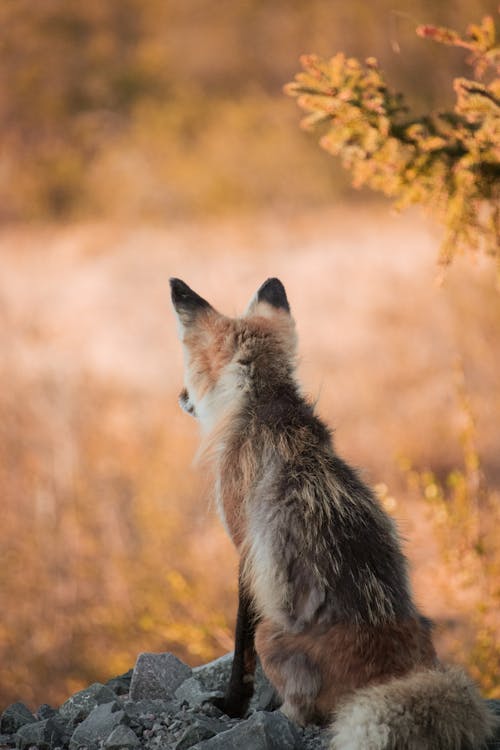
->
[106,670,134,696]
[198,703,225,720]
[170,713,230,750]
[174,721,216,750]
[59,682,117,725]
[300,724,329,750]
[69,702,127,750]
[250,662,281,713]
[190,710,300,750]
[0,703,36,734]
[36,704,57,721]
[0,703,35,735]
[123,698,179,725]
[192,654,233,693]
[15,717,65,750]
[129,653,192,701]
[175,677,222,709]
[104,724,140,749]
[192,653,279,715]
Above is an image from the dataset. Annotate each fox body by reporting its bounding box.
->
[170,277,496,749]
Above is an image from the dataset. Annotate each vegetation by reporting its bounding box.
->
[0,373,236,707]
[403,369,500,698]
[0,0,496,220]
[285,9,500,695]
[1,217,499,707]
[0,0,498,712]
[286,13,500,265]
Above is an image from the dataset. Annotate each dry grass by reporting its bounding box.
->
[0,206,499,709]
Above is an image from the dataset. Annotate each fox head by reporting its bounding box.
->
[170,277,296,431]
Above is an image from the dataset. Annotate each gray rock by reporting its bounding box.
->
[36,704,57,721]
[15,717,64,750]
[106,670,134,697]
[69,701,127,750]
[192,653,279,715]
[123,698,179,725]
[104,724,140,749]
[0,703,36,734]
[175,714,234,750]
[198,703,225,720]
[174,721,216,750]
[192,654,233,693]
[300,724,330,750]
[59,682,117,725]
[250,662,281,713]
[130,653,192,701]
[175,677,222,709]
[190,710,300,750]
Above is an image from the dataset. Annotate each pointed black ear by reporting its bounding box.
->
[256,278,290,313]
[170,278,212,332]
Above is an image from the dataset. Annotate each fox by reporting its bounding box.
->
[170,276,497,750]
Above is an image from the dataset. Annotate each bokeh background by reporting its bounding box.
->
[1,0,499,710]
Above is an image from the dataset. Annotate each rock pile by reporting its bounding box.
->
[0,653,326,750]
[1,652,499,750]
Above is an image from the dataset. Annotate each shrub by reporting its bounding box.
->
[286,13,500,266]
[403,370,500,697]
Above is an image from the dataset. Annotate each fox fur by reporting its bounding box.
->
[170,276,497,749]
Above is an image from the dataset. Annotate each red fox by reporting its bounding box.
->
[170,276,497,749]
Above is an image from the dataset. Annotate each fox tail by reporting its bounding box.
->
[330,666,498,750]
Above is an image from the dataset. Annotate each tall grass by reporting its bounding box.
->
[0,373,236,708]
[404,366,500,697]
[1,214,498,709]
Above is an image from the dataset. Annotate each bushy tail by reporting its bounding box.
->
[330,666,498,750]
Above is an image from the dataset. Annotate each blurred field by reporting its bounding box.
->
[0,0,497,221]
[0,0,499,714]
[1,206,499,709]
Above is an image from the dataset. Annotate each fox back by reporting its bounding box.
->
[171,277,416,632]
[170,277,496,746]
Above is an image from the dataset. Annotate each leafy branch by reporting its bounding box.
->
[285,13,500,266]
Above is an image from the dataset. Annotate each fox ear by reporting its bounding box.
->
[246,277,290,316]
[170,278,213,336]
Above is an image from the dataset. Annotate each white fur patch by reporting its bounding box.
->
[330,666,498,750]
[196,362,245,434]
[179,343,244,435]
[243,464,289,627]
[245,523,285,625]
[213,474,231,536]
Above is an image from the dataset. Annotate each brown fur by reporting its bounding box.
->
[256,616,437,723]
[183,312,235,397]
[170,277,497,748]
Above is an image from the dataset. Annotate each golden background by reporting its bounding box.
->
[0,0,498,709]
